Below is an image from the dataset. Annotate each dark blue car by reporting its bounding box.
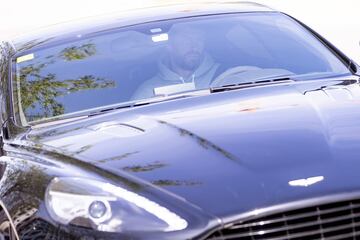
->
[0,1,360,239]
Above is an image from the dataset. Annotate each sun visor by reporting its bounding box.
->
[226,24,272,60]
[110,31,164,62]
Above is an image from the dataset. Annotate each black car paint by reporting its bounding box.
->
[2,77,360,239]
[24,77,360,218]
[0,2,360,240]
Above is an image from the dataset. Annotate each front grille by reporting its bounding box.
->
[206,198,360,240]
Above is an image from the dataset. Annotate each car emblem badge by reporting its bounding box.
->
[288,176,324,187]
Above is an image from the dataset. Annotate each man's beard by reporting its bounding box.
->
[177,53,203,71]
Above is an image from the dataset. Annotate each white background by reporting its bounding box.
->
[1,0,360,62]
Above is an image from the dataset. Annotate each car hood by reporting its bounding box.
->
[26,79,360,219]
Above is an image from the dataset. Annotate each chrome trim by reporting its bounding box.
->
[225,191,360,226]
[226,215,360,238]
[201,191,360,240]
[326,231,360,240]
[234,203,360,228]
[263,222,360,240]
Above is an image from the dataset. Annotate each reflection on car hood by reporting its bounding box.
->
[27,79,360,219]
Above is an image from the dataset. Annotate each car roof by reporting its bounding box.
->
[11,1,275,54]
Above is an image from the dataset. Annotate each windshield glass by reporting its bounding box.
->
[14,12,351,124]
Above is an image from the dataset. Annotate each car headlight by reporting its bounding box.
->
[45,177,188,232]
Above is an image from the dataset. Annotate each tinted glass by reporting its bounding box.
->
[14,13,351,123]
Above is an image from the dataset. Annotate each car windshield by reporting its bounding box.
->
[14,12,351,124]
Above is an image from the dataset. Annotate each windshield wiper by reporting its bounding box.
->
[31,89,212,126]
[91,78,293,116]
[88,89,211,117]
[210,77,295,93]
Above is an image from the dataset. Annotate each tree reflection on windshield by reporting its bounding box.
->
[18,43,115,121]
